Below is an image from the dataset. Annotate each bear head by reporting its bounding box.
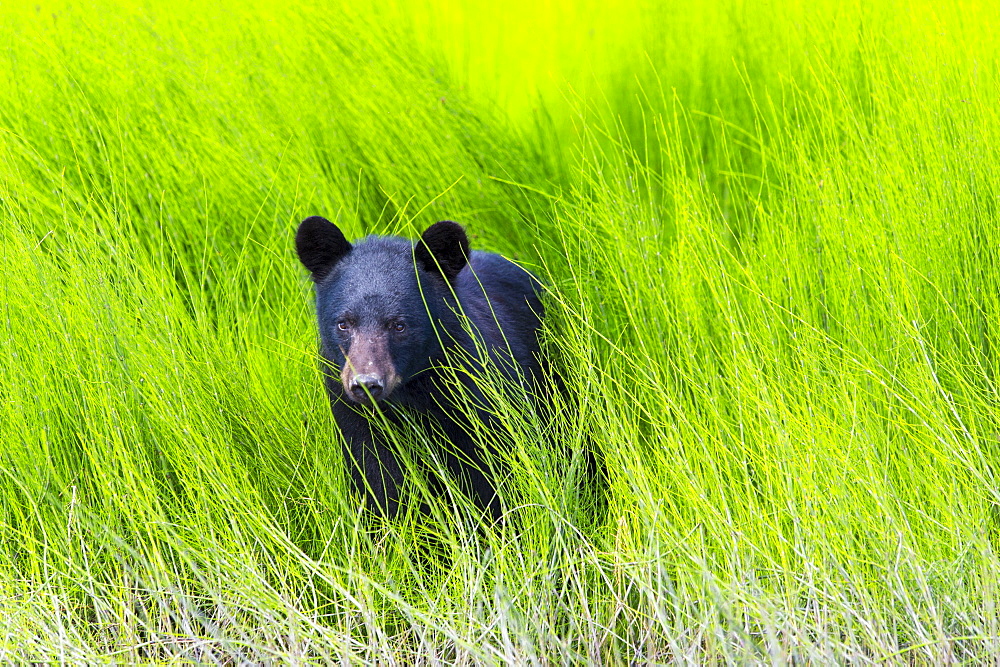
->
[296,216,469,404]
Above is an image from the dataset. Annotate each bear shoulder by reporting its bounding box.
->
[453,251,543,360]
[461,251,542,300]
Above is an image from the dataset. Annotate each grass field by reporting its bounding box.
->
[2,0,1000,661]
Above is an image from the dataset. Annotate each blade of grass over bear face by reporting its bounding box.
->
[2,0,1000,661]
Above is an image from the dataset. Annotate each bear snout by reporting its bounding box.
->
[349,373,384,402]
[339,336,401,403]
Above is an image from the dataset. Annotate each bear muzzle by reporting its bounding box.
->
[349,373,384,402]
[339,336,401,403]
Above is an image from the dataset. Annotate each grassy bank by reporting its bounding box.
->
[2,0,1000,661]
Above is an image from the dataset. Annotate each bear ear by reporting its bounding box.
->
[296,216,352,281]
[415,220,469,281]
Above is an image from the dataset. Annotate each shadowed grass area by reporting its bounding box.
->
[2,0,1000,661]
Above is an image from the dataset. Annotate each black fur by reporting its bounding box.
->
[295,216,352,282]
[296,217,545,521]
[414,220,470,281]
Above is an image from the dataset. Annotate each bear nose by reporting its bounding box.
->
[350,374,384,401]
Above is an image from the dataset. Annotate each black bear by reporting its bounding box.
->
[296,216,546,520]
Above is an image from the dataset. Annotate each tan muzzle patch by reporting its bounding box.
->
[339,334,401,401]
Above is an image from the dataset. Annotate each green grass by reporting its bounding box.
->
[2,0,1000,661]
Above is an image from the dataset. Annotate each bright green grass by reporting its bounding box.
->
[2,0,1000,661]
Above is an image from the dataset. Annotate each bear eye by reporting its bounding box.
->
[393,321,405,333]
[337,320,349,331]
